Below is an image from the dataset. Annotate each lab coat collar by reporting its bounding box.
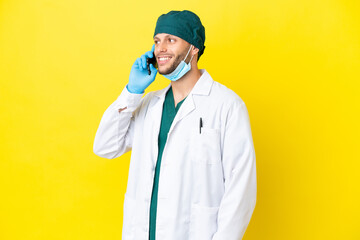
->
[153,69,213,98]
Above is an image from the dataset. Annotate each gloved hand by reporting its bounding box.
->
[127,44,157,94]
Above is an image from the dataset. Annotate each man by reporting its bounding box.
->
[93,10,257,240]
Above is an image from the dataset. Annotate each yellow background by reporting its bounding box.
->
[1,0,359,239]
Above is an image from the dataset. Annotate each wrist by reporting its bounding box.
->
[126,84,144,94]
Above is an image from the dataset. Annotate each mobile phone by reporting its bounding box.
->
[146,52,158,75]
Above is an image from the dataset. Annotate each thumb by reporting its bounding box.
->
[150,64,158,76]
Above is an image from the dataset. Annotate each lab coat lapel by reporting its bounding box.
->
[149,84,171,166]
[168,95,195,135]
[147,69,213,164]
[149,85,170,122]
[168,69,214,135]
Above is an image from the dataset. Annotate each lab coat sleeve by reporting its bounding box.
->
[93,86,144,159]
[212,99,257,240]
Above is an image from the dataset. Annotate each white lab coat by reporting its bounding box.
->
[93,69,257,240]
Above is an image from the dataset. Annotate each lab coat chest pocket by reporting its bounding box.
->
[122,194,136,240]
[191,127,221,164]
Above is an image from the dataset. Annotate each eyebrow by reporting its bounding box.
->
[153,34,173,40]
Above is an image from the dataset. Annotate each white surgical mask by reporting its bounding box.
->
[163,45,194,81]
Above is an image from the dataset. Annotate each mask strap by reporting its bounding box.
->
[183,45,193,62]
[188,53,194,64]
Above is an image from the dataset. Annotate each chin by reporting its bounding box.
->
[158,67,173,75]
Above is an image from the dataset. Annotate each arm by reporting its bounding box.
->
[93,44,157,159]
[93,86,144,159]
[212,99,257,240]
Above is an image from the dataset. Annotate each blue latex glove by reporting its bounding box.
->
[127,44,157,94]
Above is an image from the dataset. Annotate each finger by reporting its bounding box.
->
[150,64,158,76]
[140,55,147,69]
[136,58,142,70]
[146,50,153,58]
[151,44,155,52]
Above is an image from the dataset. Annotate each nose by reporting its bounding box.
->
[156,41,168,54]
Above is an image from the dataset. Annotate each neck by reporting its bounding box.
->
[170,62,202,105]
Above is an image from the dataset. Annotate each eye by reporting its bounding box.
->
[154,40,159,44]
[169,38,175,43]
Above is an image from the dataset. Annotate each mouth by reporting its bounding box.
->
[157,56,172,65]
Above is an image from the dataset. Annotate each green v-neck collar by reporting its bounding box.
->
[166,87,187,113]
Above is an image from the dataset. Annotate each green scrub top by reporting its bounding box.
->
[149,86,187,240]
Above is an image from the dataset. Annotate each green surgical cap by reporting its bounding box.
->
[153,10,206,61]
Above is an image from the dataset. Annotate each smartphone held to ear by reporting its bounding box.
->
[146,52,158,75]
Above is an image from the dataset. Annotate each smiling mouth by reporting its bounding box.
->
[157,56,172,65]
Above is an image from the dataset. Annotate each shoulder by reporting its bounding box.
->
[209,81,252,133]
[210,80,246,108]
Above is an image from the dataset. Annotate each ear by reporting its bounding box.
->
[192,46,199,55]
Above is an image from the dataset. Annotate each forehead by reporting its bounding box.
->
[153,33,179,39]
